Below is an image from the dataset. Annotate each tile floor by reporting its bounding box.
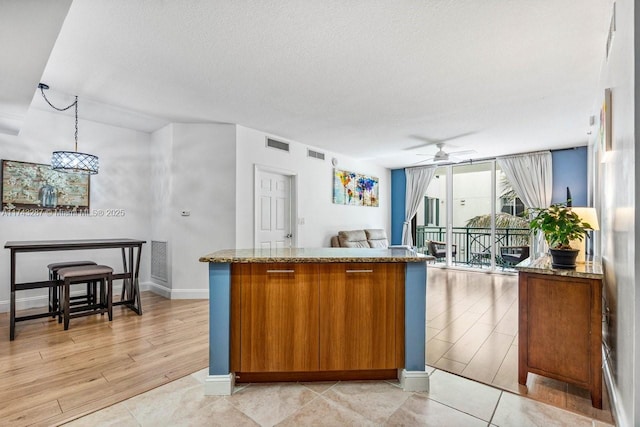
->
[65,367,614,426]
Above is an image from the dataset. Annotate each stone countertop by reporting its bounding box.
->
[515,255,603,279]
[199,247,434,263]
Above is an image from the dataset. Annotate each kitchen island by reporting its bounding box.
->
[199,247,431,395]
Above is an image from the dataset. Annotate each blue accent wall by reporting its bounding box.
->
[391,169,406,245]
[209,263,231,375]
[404,262,427,371]
[551,147,588,206]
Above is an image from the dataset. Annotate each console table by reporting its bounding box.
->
[516,256,603,408]
[5,238,146,340]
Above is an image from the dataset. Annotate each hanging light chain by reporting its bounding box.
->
[75,97,78,152]
[39,84,79,152]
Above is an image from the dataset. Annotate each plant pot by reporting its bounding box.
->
[549,248,579,269]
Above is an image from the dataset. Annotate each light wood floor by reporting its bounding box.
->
[0,292,208,427]
[427,267,613,424]
[0,273,613,426]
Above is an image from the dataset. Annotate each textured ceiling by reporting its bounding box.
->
[19,0,613,167]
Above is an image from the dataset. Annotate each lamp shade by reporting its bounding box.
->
[51,151,99,175]
[571,207,600,230]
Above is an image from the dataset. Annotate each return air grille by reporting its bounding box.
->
[151,240,168,282]
[307,149,325,160]
[266,138,290,152]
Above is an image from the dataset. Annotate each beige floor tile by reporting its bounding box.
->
[322,380,412,424]
[492,391,593,427]
[425,370,501,421]
[190,367,209,384]
[277,395,375,426]
[300,381,338,394]
[123,375,221,425]
[226,382,317,426]
[386,393,487,426]
[62,402,138,427]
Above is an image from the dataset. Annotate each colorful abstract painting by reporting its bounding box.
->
[333,169,379,207]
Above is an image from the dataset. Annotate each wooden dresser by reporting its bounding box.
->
[516,256,604,408]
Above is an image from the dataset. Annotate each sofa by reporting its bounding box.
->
[330,229,389,248]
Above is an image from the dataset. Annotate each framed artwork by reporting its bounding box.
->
[333,168,379,207]
[599,88,612,152]
[1,160,90,212]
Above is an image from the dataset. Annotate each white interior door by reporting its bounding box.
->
[255,169,293,249]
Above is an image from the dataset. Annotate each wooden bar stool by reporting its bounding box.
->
[47,261,97,319]
[57,265,113,330]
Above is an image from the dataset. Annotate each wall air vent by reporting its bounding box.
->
[151,240,168,282]
[266,138,290,152]
[307,149,325,160]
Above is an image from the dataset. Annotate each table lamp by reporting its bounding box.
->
[570,207,600,263]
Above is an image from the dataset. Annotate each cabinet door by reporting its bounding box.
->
[240,263,319,372]
[319,263,402,370]
[525,274,591,384]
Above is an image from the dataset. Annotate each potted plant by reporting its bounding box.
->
[528,203,593,268]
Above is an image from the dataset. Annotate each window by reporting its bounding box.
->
[424,196,440,226]
[500,197,525,216]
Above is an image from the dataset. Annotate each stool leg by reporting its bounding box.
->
[107,275,113,321]
[100,279,106,315]
[49,270,57,318]
[63,279,70,330]
[57,281,63,323]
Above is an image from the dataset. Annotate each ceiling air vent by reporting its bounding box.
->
[307,149,325,160]
[266,138,290,152]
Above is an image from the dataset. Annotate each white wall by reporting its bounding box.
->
[149,123,236,298]
[0,108,152,311]
[235,125,390,248]
[589,0,637,425]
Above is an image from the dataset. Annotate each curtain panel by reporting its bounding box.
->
[402,166,438,246]
[497,151,552,256]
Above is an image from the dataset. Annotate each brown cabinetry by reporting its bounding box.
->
[238,263,319,372]
[518,270,602,408]
[231,262,404,381]
[319,263,403,370]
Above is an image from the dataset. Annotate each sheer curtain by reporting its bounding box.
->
[403,166,438,247]
[497,151,552,256]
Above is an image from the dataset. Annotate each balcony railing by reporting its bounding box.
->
[416,225,530,267]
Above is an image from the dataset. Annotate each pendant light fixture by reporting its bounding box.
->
[38,83,99,174]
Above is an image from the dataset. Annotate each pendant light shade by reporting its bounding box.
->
[39,83,99,174]
[51,151,99,174]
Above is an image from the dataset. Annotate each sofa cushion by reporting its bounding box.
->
[365,229,388,248]
[338,230,369,248]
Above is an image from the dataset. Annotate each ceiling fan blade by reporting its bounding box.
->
[405,131,477,151]
[448,149,477,156]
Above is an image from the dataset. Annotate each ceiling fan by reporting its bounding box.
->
[413,142,476,165]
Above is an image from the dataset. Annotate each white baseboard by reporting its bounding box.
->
[204,373,235,396]
[603,354,628,427]
[169,288,209,299]
[144,281,208,299]
[398,368,430,392]
[0,287,94,313]
[0,282,209,313]
[142,281,171,298]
